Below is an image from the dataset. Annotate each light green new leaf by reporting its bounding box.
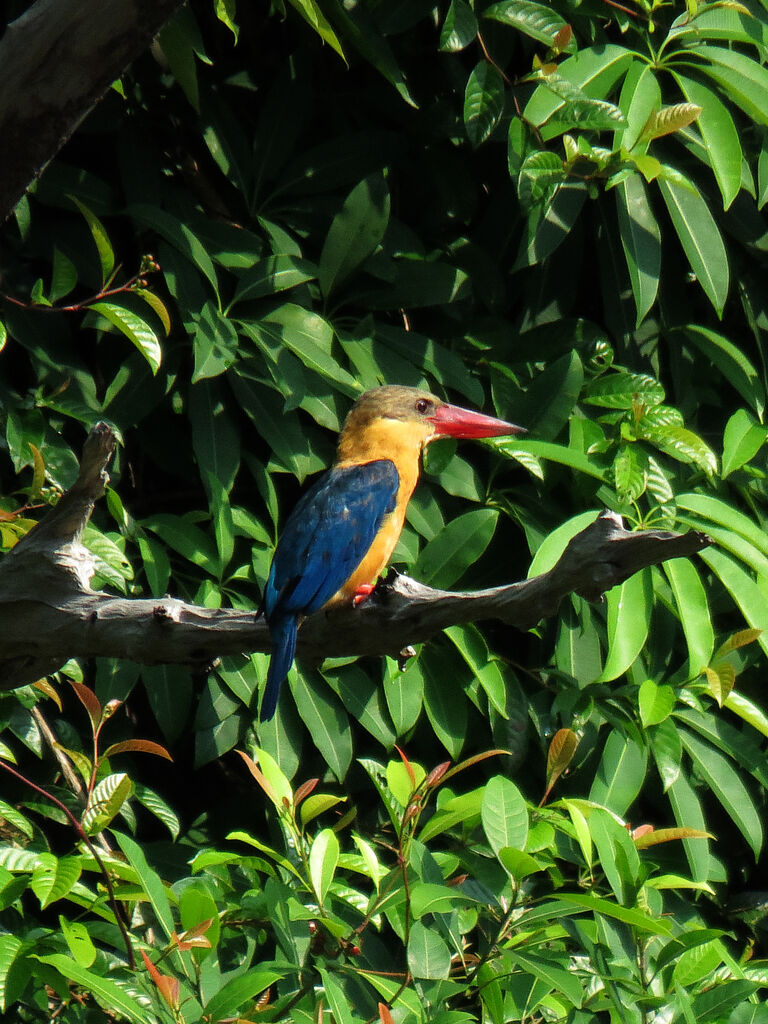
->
[721,408,767,477]
[319,174,390,298]
[675,74,742,209]
[616,173,660,325]
[658,175,729,315]
[89,301,161,374]
[81,773,132,835]
[663,557,714,673]
[639,679,676,728]
[464,61,506,148]
[481,775,529,856]
[287,0,344,59]
[309,828,340,906]
[680,728,763,857]
[599,570,652,682]
[58,916,96,968]
[30,854,82,909]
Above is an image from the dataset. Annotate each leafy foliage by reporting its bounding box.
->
[2,0,768,1018]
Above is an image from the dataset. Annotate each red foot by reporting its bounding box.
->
[352,583,376,606]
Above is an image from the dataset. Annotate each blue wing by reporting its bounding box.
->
[264,459,400,618]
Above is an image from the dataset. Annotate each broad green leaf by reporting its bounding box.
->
[35,955,154,1023]
[464,61,506,148]
[599,570,652,682]
[89,301,161,374]
[677,492,768,558]
[667,771,711,882]
[203,971,284,1024]
[30,854,82,909]
[319,173,390,297]
[517,151,564,209]
[50,247,78,303]
[553,891,673,934]
[612,443,647,502]
[407,921,451,980]
[229,255,317,307]
[616,173,660,325]
[287,0,344,58]
[524,45,634,132]
[497,440,606,481]
[721,408,767,477]
[685,45,768,127]
[0,934,22,1011]
[675,74,741,209]
[508,950,584,1006]
[289,670,353,781]
[421,648,468,759]
[481,775,529,856]
[658,174,729,314]
[699,547,768,657]
[638,679,676,728]
[112,830,175,940]
[691,980,759,1022]
[309,828,339,906]
[651,718,682,791]
[259,303,359,395]
[616,62,661,151]
[589,730,648,815]
[81,773,132,835]
[642,422,718,474]
[128,204,219,295]
[724,690,768,741]
[678,325,765,416]
[680,728,763,857]
[69,196,115,283]
[58,915,96,968]
[583,369,664,408]
[484,1,574,50]
[418,786,485,843]
[410,881,479,917]
[663,557,714,673]
[591,810,641,903]
[528,510,604,578]
[440,0,477,51]
[413,509,498,588]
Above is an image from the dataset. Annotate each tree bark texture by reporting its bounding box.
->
[0,423,712,689]
[0,0,185,222]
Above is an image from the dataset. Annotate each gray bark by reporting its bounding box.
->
[0,423,711,688]
[0,0,185,222]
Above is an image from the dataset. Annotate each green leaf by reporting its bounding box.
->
[440,0,477,51]
[192,301,238,382]
[680,728,763,857]
[203,971,284,1024]
[58,915,96,968]
[528,510,605,578]
[678,325,765,416]
[599,570,652,682]
[287,0,344,58]
[651,718,682,791]
[89,301,161,374]
[464,61,506,148]
[658,174,729,315]
[583,369,664,409]
[552,891,673,934]
[413,509,498,589]
[69,196,115,284]
[29,854,81,909]
[642,422,718,474]
[481,775,529,856]
[615,173,660,326]
[589,730,648,816]
[229,255,317,307]
[691,981,759,1022]
[517,151,564,209]
[722,408,767,477]
[112,830,175,940]
[675,74,741,209]
[508,950,584,1006]
[421,648,468,759]
[407,920,451,980]
[0,934,22,1011]
[484,0,573,48]
[663,557,714,673]
[319,173,390,297]
[257,303,359,396]
[289,671,353,782]
[50,247,78,303]
[667,770,711,882]
[35,955,153,1023]
[699,547,768,658]
[309,828,339,906]
[639,679,676,728]
[685,45,768,127]
[81,774,132,835]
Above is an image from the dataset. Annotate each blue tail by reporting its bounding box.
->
[261,615,298,722]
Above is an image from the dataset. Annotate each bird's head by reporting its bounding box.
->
[337,385,525,460]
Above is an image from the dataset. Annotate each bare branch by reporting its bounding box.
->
[0,423,711,688]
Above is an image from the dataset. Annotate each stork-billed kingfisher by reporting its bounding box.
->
[260,385,524,721]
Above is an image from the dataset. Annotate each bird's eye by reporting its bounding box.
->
[415,398,431,415]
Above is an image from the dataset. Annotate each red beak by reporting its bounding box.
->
[429,403,526,440]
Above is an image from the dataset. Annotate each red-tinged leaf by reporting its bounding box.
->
[546,729,579,786]
[68,681,101,733]
[704,663,736,707]
[714,627,763,660]
[33,679,62,711]
[180,918,214,941]
[633,826,713,849]
[442,749,510,783]
[630,824,655,840]
[234,749,279,806]
[293,778,320,807]
[426,761,452,788]
[102,739,172,761]
[553,24,572,51]
[379,1003,395,1024]
[171,923,213,950]
[395,745,417,789]
[101,699,123,723]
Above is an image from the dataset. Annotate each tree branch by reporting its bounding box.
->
[0,0,185,223]
[0,423,711,688]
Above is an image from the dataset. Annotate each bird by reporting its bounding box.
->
[259,385,525,721]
